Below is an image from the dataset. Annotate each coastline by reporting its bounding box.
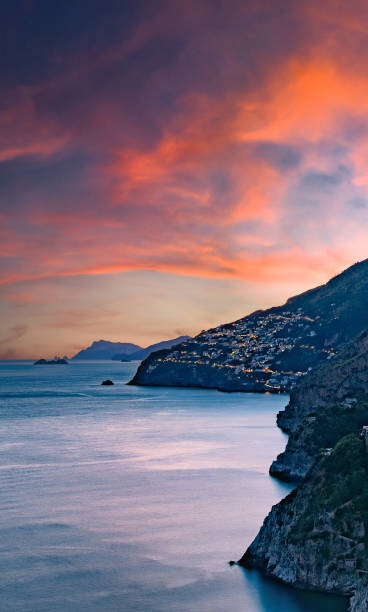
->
[238,332,368,610]
[133,330,368,609]
[127,378,287,395]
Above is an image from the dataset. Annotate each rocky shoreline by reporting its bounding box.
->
[240,331,368,610]
[129,260,368,609]
[269,331,368,481]
[240,436,368,597]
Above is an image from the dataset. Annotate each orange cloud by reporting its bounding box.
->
[4,0,368,358]
[0,138,67,162]
[2,1,368,299]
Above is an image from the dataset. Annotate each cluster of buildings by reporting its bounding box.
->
[157,306,336,391]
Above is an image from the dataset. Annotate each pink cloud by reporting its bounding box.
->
[2,1,368,311]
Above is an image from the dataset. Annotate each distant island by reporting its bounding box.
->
[34,358,68,365]
[129,259,368,393]
[72,336,191,361]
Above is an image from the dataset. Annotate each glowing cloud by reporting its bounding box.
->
[2,0,368,356]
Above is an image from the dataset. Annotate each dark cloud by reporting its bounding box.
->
[0,153,97,213]
[0,0,142,90]
[253,141,302,170]
[299,165,351,191]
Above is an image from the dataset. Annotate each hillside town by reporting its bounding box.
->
[153,307,336,391]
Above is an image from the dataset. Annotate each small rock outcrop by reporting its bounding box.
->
[101,379,114,385]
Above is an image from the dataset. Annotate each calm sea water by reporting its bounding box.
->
[0,360,347,612]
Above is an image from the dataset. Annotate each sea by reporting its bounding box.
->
[0,360,347,612]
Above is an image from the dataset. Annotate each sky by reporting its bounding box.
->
[2,0,368,358]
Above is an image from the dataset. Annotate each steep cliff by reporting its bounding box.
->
[240,435,368,609]
[350,583,368,612]
[270,331,368,481]
[130,259,368,392]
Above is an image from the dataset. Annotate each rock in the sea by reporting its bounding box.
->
[101,379,114,385]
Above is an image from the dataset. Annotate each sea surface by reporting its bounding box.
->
[0,360,347,612]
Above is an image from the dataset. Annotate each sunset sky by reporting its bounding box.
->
[2,0,368,358]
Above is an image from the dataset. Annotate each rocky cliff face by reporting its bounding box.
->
[270,331,368,481]
[130,259,368,392]
[240,435,368,610]
[350,583,368,612]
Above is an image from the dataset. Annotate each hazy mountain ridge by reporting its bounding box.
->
[72,340,142,360]
[130,259,368,392]
[72,336,191,361]
[112,336,191,361]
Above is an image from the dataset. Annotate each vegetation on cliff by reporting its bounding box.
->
[241,329,368,609]
[270,329,368,481]
[288,435,368,552]
[240,434,368,605]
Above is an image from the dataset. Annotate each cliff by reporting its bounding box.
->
[270,330,368,481]
[240,434,368,609]
[130,259,368,392]
[350,583,368,612]
[240,328,368,609]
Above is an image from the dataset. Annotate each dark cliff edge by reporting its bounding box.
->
[128,347,284,393]
[240,331,368,610]
[129,259,368,393]
[270,331,368,482]
[240,434,368,609]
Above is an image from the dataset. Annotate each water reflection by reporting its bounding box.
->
[239,567,348,612]
[0,361,349,611]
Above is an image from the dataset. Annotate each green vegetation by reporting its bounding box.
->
[305,399,368,454]
[289,434,368,561]
[323,436,368,529]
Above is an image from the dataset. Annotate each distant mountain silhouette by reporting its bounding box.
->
[72,336,191,361]
[112,336,191,361]
[72,340,141,360]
